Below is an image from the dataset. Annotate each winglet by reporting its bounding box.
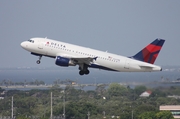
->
[131,39,165,64]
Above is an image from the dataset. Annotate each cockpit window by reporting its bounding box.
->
[28,40,34,43]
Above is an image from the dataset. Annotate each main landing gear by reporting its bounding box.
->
[79,70,90,75]
[79,64,90,75]
[36,55,42,64]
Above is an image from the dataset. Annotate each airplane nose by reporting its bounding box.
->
[21,42,24,48]
[20,42,27,49]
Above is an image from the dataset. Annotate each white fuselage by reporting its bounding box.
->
[21,37,162,73]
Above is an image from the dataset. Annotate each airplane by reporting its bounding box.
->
[21,37,165,75]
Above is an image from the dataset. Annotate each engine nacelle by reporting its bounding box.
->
[55,56,76,67]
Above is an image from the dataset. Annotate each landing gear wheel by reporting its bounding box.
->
[84,70,90,75]
[78,64,90,75]
[79,71,84,75]
[36,60,41,64]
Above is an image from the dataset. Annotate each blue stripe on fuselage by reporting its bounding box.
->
[89,64,118,71]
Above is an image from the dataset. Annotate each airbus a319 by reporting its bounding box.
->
[21,38,165,75]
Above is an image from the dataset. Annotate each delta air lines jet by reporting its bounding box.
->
[21,38,165,75]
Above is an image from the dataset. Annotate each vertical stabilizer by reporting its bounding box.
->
[131,39,165,64]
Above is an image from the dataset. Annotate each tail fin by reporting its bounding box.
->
[131,38,165,64]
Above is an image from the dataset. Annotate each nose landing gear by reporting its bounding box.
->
[36,56,42,64]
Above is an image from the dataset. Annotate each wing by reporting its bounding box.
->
[56,53,97,65]
[73,57,97,65]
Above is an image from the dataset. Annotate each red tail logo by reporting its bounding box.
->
[131,39,165,64]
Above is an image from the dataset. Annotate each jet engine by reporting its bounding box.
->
[55,56,76,67]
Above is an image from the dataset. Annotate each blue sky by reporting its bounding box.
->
[0,1,180,67]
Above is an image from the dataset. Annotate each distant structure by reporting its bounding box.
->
[0,90,5,100]
[160,105,180,119]
[0,97,4,100]
[140,90,152,97]
[167,95,180,99]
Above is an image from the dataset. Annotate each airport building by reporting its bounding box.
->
[160,105,180,118]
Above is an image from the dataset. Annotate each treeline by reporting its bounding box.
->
[0,79,45,86]
[0,83,179,119]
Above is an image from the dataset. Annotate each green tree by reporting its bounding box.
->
[134,85,147,95]
[16,115,30,119]
[65,101,99,119]
[155,111,174,119]
[138,111,156,119]
[136,104,157,114]
[108,83,127,96]
[151,88,166,97]
[156,97,169,105]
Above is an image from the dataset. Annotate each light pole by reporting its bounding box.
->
[63,90,66,119]
[132,109,133,119]
[130,105,133,119]
[12,96,13,119]
[103,111,106,118]
[87,111,90,119]
[50,92,52,119]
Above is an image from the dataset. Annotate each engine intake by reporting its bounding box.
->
[55,56,76,67]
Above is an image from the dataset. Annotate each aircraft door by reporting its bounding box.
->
[124,59,130,69]
[38,43,43,49]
